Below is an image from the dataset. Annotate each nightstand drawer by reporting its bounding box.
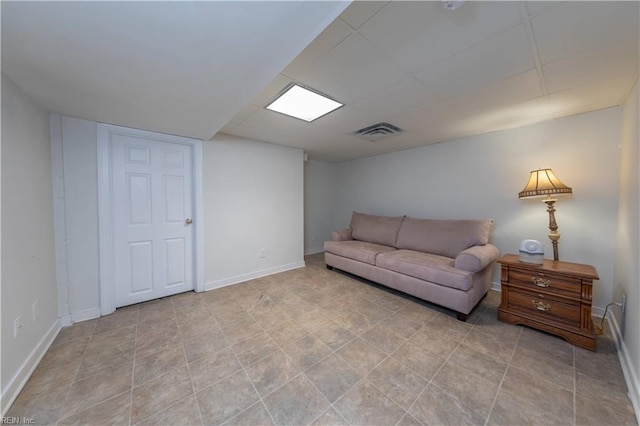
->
[508,288,581,328]
[508,268,581,298]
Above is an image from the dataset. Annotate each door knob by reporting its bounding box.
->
[185,218,193,225]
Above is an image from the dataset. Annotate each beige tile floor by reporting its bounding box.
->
[8,254,638,425]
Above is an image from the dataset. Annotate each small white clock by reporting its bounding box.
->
[519,239,544,264]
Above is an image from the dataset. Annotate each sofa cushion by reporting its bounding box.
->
[350,211,405,247]
[376,250,473,291]
[396,217,493,259]
[324,240,396,265]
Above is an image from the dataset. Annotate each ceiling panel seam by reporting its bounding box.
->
[518,2,549,99]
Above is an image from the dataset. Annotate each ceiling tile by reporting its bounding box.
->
[249,74,293,107]
[314,129,446,162]
[358,1,522,73]
[236,103,368,143]
[240,106,314,135]
[415,25,534,99]
[532,1,640,64]
[339,1,390,30]
[225,106,378,162]
[351,76,443,121]
[219,123,301,148]
[393,102,462,135]
[280,18,353,80]
[300,32,406,103]
[445,69,544,119]
[525,1,565,17]
[548,75,632,114]
[456,95,554,136]
[305,105,376,136]
[393,110,490,149]
[543,36,639,94]
[458,75,630,136]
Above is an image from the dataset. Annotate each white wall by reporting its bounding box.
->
[304,160,339,254]
[332,108,621,308]
[58,116,100,320]
[614,78,639,414]
[55,123,306,316]
[204,134,305,288]
[1,73,59,412]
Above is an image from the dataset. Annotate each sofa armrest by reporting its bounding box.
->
[454,244,499,273]
[331,228,353,241]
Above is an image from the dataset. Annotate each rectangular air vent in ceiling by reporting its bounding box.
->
[354,122,403,141]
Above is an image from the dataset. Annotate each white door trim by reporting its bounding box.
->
[97,123,204,315]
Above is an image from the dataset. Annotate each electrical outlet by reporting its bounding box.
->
[14,316,22,338]
[32,301,39,322]
[260,249,266,258]
[621,294,626,314]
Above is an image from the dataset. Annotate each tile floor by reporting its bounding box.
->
[8,254,638,425]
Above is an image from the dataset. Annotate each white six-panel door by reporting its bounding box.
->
[112,134,194,307]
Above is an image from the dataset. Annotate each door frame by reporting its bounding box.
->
[97,123,204,316]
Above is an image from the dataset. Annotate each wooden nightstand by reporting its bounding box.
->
[497,254,599,351]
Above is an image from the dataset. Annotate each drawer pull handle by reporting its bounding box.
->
[532,300,551,312]
[532,277,551,288]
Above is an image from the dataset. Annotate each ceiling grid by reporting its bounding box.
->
[517,1,550,98]
[2,1,638,162]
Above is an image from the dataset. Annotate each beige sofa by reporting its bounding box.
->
[324,212,499,321]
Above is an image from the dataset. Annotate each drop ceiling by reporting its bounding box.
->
[224,1,640,162]
[1,1,349,140]
[2,1,639,163]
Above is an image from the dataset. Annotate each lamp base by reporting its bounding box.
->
[549,232,560,261]
[543,197,560,261]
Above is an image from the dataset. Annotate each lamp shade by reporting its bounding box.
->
[518,168,572,198]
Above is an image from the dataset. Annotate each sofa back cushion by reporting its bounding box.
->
[396,217,493,258]
[350,212,405,247]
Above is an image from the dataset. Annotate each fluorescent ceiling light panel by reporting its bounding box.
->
[266,84,343,122]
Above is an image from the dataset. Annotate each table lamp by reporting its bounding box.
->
[518,168,572,261]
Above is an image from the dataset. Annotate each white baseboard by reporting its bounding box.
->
[70,307,101,323]
[59,314,73,327]
[592,305,607,318]
[1,320,61,415]
[491,281,501,292]
[204,261,306,291]
[608,312,640,423]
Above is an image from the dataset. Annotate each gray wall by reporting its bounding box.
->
[53,120,306,318]
[304,104,638,411]
[304,160,339,254]
[614,78,639,412]
[1,73,58,410]
[52,116,100,321]
[204,134,305,288]
[307,107,621,310]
